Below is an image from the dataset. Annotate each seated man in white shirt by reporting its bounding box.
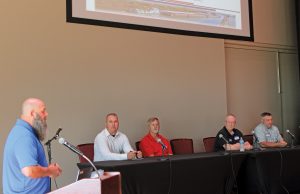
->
[94,113,142,161]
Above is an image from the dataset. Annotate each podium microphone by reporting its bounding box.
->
[58,137,83,156]
[58,137,101,178]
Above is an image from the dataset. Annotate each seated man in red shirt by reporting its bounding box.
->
[140,117,173,157]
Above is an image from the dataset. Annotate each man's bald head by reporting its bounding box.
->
[21,98,48,141]
[22,98,45,116]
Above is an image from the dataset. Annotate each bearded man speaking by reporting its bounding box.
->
[3,98,62,194]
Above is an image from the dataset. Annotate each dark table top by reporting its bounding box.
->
[77,146,300,194]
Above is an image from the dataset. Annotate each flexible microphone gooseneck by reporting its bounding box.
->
[219,134,230,151]
[157,138,167,150]
[252,130,262,150]
[286,129,296,139]
[286,129,297,148]
[58,137,101,178]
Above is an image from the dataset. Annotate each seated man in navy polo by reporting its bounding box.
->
[214,114,252,152]
[254,112,287,148]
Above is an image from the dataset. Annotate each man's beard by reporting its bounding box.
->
[32,114,48,141]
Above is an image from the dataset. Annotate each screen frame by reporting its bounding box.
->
[295,0,300,77]
[66,0,254,41]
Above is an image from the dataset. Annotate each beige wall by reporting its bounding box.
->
[0,0,298,190]
[225,0,298,135]
[225,48,283,132]
[252,0,296,46]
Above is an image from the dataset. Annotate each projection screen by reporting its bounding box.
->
[67,0,254,41]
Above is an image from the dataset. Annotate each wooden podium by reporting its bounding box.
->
[48,172,121,194]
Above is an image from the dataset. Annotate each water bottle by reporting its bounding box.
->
[239,137,245,152]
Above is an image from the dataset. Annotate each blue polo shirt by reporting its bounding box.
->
[3,119,50,194]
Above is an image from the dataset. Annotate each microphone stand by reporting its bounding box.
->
[218,134,229,155]
[44,134,59,190]
[291,138,295,148]
[286,130,297,148]
[252,134,261,151]
[45,135,58,164]
[159,145,168,161]
[289,134,296,148]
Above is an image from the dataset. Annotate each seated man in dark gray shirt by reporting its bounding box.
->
[214,114,252,152]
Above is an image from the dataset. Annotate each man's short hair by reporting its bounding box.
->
[106,113,118,121]
[147,117,159,128]
[260,112,272,117]
[225,114,236,121]
[226,113,236,119]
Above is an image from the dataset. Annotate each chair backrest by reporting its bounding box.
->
[135,141,141,151]
[243,134,253,145]
[170,138,194,155]
[203,137,216,152]
[77,143,94,163]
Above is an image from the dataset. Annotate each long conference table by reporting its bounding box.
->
[78,146,300,194]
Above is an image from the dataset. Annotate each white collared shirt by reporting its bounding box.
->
[94,128,133,161]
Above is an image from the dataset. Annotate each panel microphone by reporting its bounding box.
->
[157,138,167,150]
[218,134,230,153]
[252,130,259,143]
[286,129,296,139]
[218,134,229,144]
[252,130,261,150]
